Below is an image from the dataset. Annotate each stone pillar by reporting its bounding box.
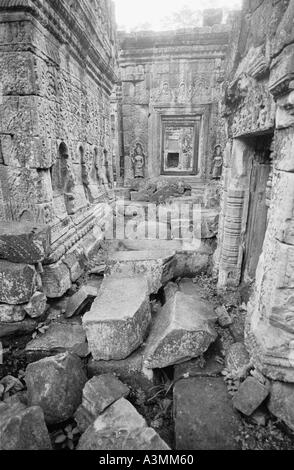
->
[217,138,252,288]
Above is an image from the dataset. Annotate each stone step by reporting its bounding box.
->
[105,250,176,293]
[83,276,151,361]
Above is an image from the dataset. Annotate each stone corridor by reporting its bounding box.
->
[1,0,294,452]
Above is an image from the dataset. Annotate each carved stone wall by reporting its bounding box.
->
[0,1,119,305]
[118,26,231,189]
[217,0,294,382]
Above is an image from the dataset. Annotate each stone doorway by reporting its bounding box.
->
[242,134,273,283]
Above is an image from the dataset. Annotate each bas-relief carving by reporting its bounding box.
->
[150,74,212,106]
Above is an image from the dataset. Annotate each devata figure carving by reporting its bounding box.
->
[131,143,145,178]
[211,145,223,179]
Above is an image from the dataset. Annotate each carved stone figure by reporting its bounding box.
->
[131,143,145,179]
[211,145,223,179]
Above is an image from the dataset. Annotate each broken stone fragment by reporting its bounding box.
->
[24,291,47,319]
[174,376,241,450]
[144,292,217,369]
[25,321,88,358]
[75,374,129,432]
[77,398,170,450]
[0,222,50,264]
[83,276,151,361]
[25,352,87,425]
[0,402,52,450]
[41,261,71,298]
[105,250,176,293]
[225,342,250,378]
[0,303,26,322]
[87,347,154,393]
[232,376,270,416]
[65,286,95,318]
[268,381,294,431]
[0,261,37,304]
[215,306,232,328]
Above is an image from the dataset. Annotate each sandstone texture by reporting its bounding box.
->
[174,376,241,450]
[0,402,52,450]
[77,398,170,450]
[144,292,217,369]
[25,352,87,424]
[75,375,129,432]
[83,276,151,361]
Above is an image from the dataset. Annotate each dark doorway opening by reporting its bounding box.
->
[167,152,180,168]
[242,133,273,283]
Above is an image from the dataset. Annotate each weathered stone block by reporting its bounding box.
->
[75,375,129,432]
[83,276,151,361]
[144,292,217,369]
[174,377,241,450]
[0,402,52,450]
[0,261,36,304]
[0,319,38,339]
[106,250,176,293]
[0,222,50,263]
[77,398,170,450]
[24,291,47,319]
[0,304,26,323]
[25,321,88,358]
[25,352,87,424]
[87,348,154,393]
[65,286,95,318]
[225,342,250,378]
[233,377,270,416]
[268,381,294,431]
[41,261,71,298]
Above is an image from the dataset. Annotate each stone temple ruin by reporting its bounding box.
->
[1,0,294,451]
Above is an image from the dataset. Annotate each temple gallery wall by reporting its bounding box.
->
[0,0,294,452]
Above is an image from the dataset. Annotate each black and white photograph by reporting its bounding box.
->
[0,0,293,458]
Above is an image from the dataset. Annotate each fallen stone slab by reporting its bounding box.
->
[268,381,294,431]
[0,402,52,450]
[25,321,88,358]
[174,376,241,450]
[0,222,50,264]
[83,276,151,361]
[0,261,37,304]
[75,375,129,432]
[225,342,251,378]
[87,347,154,393]
[25,352,87,425]
[24,291,47,319]
[77,398,170,450]
[105,250,176,293]
[0,304,26,322]
[65,286,95,318]
[144,292,217,369]
[233,376,270,416]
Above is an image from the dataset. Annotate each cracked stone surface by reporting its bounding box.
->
[144,292,217,369]
[77,398,170,450]
[83,275,151,361]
